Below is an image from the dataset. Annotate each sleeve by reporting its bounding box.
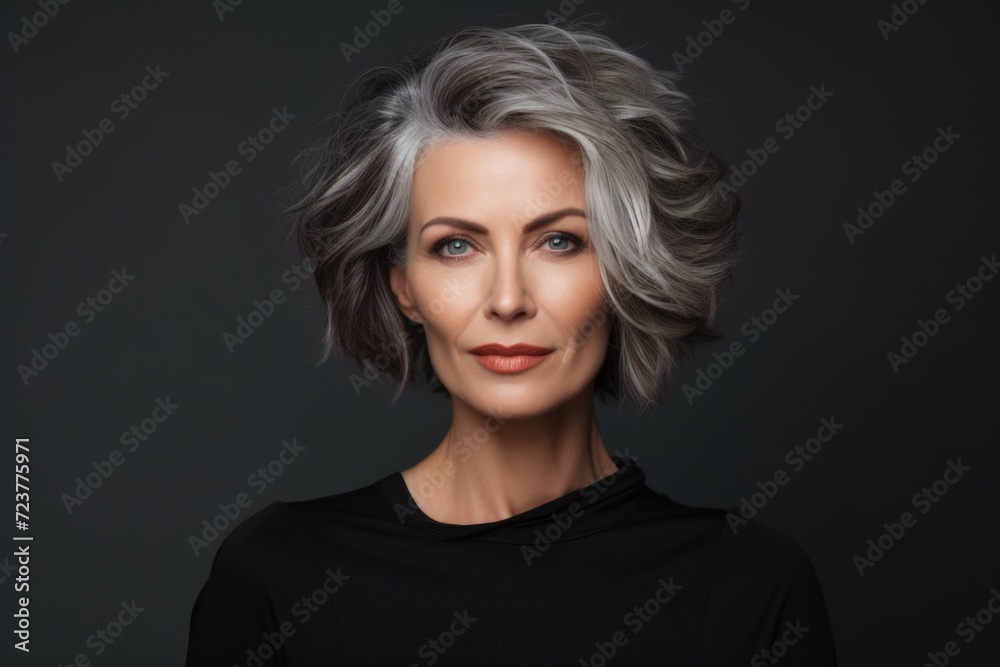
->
[703,513,838,666]
[184,500,317,667]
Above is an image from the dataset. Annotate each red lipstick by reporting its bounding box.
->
[469,343,554,374]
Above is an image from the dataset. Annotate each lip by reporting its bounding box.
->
[472,354,551,373]
[469,343,553,356]
[469,343,554,374]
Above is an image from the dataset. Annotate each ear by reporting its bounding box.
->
[388,263,423,325]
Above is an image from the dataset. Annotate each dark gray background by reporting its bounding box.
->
[3,0,998,664]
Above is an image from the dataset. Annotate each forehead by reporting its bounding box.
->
[409,131,585,223]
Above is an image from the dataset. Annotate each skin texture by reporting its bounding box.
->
[388,130,620,525]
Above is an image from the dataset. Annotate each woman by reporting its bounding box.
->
[186,22,837,665]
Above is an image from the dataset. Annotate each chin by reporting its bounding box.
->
[462,381,580,420]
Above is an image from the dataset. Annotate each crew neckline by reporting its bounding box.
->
[374,453,649,544]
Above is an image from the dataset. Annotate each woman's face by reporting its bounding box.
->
[389,130,612,418]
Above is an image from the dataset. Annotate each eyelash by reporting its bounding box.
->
[430,232,585,262]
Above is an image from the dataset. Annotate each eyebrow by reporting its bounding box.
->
[418,207,586,237]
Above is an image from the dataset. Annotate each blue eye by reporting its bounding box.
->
[430,232,584,261]
[546,235,574,251]
[442,239,469,256]
[430,235,474,259]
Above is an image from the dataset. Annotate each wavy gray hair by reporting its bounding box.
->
[287,21,743,409]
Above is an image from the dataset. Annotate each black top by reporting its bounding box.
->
[185,454,837,665]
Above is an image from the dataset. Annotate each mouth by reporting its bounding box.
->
[469,343,554,374]
[469,343,553,356]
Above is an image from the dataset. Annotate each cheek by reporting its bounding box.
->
[543,265,609,353]
[567,312,611,362]
[409,270,476,334]
[512,242,599,297]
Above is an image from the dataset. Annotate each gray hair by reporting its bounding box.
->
[287,21,743,410]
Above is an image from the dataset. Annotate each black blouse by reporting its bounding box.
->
[185,454,837,665]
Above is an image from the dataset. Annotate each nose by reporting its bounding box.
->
[483,247,535,322]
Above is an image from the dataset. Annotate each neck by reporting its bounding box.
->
[401,388,618,525]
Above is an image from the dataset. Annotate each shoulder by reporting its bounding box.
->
[703,512,837,664]
[189,500,322,630]
[214,476,392,555]
[208,477,397,572]
[707,510,828,619]
[639,492,819,580]
[717,510,819,577]
[640,491,828,617]
[206,500,316,581]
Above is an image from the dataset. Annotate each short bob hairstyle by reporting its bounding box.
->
[289,21,742,409]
